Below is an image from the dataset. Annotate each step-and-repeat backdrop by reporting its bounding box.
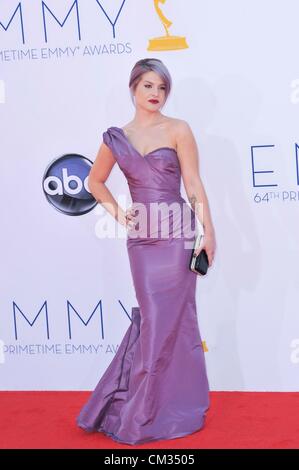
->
[1,0,298,390]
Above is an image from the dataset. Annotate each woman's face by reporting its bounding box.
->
[134,71,166,111]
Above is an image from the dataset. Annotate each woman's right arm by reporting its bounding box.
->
[88,142,127,226]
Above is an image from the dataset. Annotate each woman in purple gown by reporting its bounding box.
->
[77,58,216,445]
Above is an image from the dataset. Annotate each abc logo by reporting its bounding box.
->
[42,154,97,215]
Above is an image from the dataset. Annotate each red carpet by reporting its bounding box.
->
[0,391,298,449]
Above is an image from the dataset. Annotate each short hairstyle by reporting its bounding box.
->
[128,58,172,108]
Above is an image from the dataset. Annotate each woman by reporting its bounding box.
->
[77,58,216,445]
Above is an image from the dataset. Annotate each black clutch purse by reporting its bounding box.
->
[189,234,209,275]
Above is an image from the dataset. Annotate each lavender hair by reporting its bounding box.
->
[128,58,172,108]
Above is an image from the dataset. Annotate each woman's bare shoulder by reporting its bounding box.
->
[171,118,191,132]
[163,117,191,137]
[121,121,133,133]
[168,119,193,150]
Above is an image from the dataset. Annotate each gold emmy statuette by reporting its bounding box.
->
[147,0,188,51]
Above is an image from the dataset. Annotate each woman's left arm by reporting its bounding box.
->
[176,120,216,266]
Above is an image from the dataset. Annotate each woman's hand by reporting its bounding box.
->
[125,206,137,230]
[193,230,216,267]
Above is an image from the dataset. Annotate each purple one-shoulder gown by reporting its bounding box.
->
[76,126,210,445]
